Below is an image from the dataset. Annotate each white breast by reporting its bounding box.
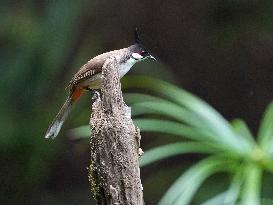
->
[118,57,137,77]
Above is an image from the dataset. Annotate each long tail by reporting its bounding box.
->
[45,87,84,139]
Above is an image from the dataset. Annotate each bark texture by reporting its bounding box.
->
[89,57,143,205]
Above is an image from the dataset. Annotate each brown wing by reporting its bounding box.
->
[68,52,112,88]
[67,48,127,90]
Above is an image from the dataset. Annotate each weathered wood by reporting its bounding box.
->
[89,57,143,205]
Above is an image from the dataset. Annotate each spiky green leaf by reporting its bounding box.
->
[140,142,218,167]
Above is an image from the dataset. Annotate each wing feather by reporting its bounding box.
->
[67,48,127,89]
[68,53,110,88]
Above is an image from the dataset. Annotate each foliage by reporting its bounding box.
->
[2,0,273,204]
[74,76,273,204]
[0,1,93,204]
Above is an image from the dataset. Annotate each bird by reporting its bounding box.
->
[45,29,156,139]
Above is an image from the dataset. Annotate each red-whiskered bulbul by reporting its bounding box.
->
[45,29,156,139]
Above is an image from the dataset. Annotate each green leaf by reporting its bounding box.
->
[201,170,241,205]
[201,192,230,205]
[134,118,216,142]
[140,142,218,167]
[240,163,262,205]
[130,99,208,129]
[258,101,273,151]
[124,93,160,104]
[231,118,256,147]
[123,76,252,153]
[222,172,242,204]
[158,156,230,205]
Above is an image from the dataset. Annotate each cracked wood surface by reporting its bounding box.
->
[89,57,143,205]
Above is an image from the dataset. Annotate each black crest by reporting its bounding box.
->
[134,28,141,44]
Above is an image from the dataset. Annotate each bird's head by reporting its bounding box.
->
[129,28,156,62]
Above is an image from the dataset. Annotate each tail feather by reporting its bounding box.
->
[45,96,73,139]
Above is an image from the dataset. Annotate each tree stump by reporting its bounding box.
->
[89,57,143,205]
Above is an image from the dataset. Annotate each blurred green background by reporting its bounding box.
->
[1,0,273,204]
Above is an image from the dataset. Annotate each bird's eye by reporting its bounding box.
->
[139,50,146,56]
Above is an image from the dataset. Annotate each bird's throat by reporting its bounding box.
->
[119,57,137,77]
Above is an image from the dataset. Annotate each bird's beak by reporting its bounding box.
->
[148,55,157,61]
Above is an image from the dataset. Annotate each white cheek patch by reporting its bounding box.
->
[132,52,143,60]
